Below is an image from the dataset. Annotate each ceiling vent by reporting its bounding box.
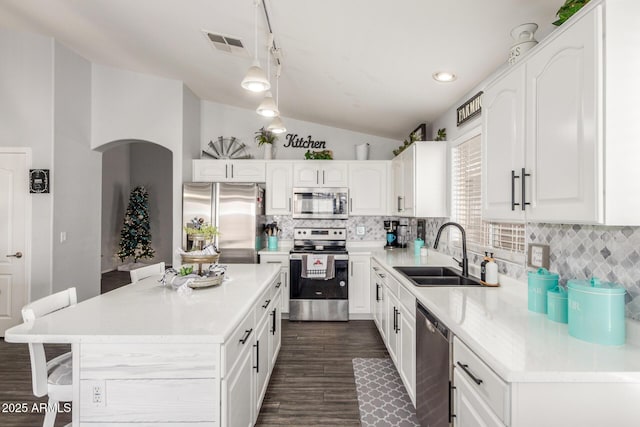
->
[202,30,249,57]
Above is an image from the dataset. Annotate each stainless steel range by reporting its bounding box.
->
[289,227,348,321]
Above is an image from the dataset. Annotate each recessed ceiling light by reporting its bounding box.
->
[433,71,457,82]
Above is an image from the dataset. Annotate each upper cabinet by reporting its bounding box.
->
[265,162,293,215]
[392,142,448,218]
[293,162,348,187]
[348,162,389,216]
[483,1,640,225]
[193,160,266,183]
[482,66,526,222]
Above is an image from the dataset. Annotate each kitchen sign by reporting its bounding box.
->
[457,91,483,126]
[283,133,327,149]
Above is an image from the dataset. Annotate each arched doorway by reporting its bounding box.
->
[99,139,172,289]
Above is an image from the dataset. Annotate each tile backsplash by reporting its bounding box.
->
[266,215,640,319]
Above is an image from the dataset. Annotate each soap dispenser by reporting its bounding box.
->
[485,253,499,286]
[480,251,489,282]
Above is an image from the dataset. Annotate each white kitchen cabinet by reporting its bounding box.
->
[392,142,448,217]
[348,162,389,215]
[454,369,506,427]
[265,162,293,215]
[482,65,526,222]
[268,287,282,369]
[193,160,266,182]
[398,305,416,405]
[524,6,600,223]
[370,261,386,340]
[293,161,348,187]
[386,290,400,365]
[254,310,270,418]
[260,254,290,314]
[224,337,255,427]
[483,1,640,225]
[348,254,371,315]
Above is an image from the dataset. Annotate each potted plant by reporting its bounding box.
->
[183,217,219,251]
[254,127,277,159]
[553,0,590,26]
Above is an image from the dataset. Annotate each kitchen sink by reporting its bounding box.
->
[394,266,482,287]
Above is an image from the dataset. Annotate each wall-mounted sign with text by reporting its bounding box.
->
[457,91,483,127]
[283,133,327,149]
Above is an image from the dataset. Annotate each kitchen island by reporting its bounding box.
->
[5,263,282,426]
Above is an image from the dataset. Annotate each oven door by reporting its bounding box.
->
[291,188,349,219]
[289,254,348,299]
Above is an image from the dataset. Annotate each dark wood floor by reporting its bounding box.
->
[256,320,388,426]
[0,339,72,426]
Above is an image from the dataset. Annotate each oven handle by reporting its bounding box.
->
[289,254,349,261]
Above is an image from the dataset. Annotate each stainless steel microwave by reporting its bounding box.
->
[292,187,349,219]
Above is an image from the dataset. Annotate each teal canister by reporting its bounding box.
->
[414,238,424,255]
[527,268,559,313]
[567,278,626,346]
[547,286,568,323]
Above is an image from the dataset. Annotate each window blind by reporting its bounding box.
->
[451,135,525,257]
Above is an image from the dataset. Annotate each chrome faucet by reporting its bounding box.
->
[433,222,469,277]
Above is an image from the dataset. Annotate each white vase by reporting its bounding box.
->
[508,23,538,65]
[263,144,273,160]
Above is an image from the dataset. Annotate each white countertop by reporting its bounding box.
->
[372,248,640,383]
[5,264,280,344]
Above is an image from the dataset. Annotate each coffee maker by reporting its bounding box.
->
[397,218,409,248]
[384,220,399,249]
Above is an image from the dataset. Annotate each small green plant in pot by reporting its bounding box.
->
[184,217,219,251]
[553,0,590,26]
[255,127,277,159]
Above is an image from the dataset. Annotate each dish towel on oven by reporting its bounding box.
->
[301,254,335,280]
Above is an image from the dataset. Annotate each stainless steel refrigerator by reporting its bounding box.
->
[182,182,265,263]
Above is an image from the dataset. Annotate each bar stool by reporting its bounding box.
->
[21,287,77,427]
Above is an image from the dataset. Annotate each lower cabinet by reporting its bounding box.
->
[260,254,290,314]
[222,275,281,426]
[371,262,416,407]
[349,254,371,315]
[454,369,506,427]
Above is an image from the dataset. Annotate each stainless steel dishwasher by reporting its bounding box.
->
[416,301,452,427]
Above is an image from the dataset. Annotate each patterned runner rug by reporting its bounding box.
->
[353,358,420,427]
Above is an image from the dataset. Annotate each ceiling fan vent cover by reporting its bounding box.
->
[203,31,249,57]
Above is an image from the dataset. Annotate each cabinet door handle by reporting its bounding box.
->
[350,261,353,276]
[276,281,282,288]
[254,340,260,373]
[316,170,320,185]
[271,308,277,335]
[396,309,400,333]
[393,307,398,332]
[262,299,271,308]
[511,170,520,210]
[397,196,402,212]
[289,197,292,211]
[231,163,234,178]
[239,328,253,344]
[457,361,483,385]
[323,170,326,184]
[349,197,353,213]
[225,164,229,179]
[521,167,531,211]
[376,283,380,301]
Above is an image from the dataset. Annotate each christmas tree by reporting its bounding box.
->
[117,186,155,262]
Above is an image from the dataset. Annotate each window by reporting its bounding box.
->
[451,134,525,261]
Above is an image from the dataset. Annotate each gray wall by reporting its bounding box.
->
[52,42,101,301]
[0,30,54,301]
[101,144,130,272]
[182,85,201,182]
[101,143,173,272]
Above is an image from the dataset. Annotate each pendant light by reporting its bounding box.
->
[256,39,279,117]
[241,0,270,92]
[267,64,286,134]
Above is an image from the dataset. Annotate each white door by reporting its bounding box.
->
[482,66,526,221]
[401,147,415,216]
[265,162,293,214]
[391,156,404,215]
[293,163,320,187]
[348,255,371,314]
[0,151,29,335]
[348,162,388,215]
[525,6,601,223]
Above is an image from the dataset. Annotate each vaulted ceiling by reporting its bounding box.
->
[0,0,561,139]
